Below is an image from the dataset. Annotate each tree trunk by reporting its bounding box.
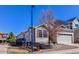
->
[48,36,51,45]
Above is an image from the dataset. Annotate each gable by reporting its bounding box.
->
[73,18,79,23]
[36,26,47,31]
[67,17,79,23]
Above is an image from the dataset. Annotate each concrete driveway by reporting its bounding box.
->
[41,48,79,54]
[33,44,79,54]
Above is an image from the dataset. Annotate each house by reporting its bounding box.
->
[35,24,74,44]
[35,26,49,44]
[17,19,75,44]
[0,32,8,43]
[18,17,79,44]
[66,17,79,29]
[17,26,74,44]
[64,17,79,43]
[34,25,74,44]
[16,30,31,42]
[16,26,49,44]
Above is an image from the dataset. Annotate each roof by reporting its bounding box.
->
[35,19,66,28]
[67,17,77,22]
[55,19,67,25]
[0,32,8,35]
[17,18,74,37]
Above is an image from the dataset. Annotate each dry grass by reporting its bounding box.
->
[7,47,29,54]
[7,44,79,54]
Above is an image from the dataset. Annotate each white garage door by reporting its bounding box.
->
[57,34,72,44]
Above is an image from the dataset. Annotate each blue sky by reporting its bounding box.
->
[0,5,79,35]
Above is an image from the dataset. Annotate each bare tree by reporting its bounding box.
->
[40,9,63,45]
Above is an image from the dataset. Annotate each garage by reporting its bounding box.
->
[57,32,74,44]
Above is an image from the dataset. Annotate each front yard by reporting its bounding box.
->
[33,44,79,54]
[7,47,29,54]
[7,44,79,54]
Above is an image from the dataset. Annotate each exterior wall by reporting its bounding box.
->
[0,34,8,41]
[72,18,79,29]
[66,22,72,29]
[0,38,6,40]
[35,27,49,44]
[27,29,34,42]
[16,34,24,39]
[16,31,31,42]
[66,18,79,30]
[74,30,79,43]
[24,32,30,42]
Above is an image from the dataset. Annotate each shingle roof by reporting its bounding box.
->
[67,17,77,22]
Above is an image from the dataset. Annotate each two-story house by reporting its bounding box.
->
[66,17,79,30]
[66,17,79,43]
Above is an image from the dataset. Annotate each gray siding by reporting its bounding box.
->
[74,30,79,43]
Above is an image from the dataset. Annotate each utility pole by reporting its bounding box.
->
[30,5,35,52]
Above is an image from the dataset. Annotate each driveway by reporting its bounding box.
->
[0,44,8,54]
[41,48,79,54]
[33,44,79,54]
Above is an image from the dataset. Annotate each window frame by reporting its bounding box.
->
[37,29,48,38]
[43,30,48,37]
[75,24,79,28]
[37,30,43,38]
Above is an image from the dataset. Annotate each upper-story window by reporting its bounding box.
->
[75,24,79,28]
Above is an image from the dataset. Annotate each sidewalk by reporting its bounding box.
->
[40,48,79,54]
[64,43,79,47]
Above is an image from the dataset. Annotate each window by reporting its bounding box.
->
[70,26,72,29]
[43,30,48,37]
[75,24,79,28]
[37,30,48,38]
[59,34,72,36]
[2,35,7,38]
[37,30,42,37]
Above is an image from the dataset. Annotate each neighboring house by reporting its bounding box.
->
[64,17,79,43]
[0,32,8,42]
[16,30,31,42]
[66,17,79,29]
[16,32,24,39]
